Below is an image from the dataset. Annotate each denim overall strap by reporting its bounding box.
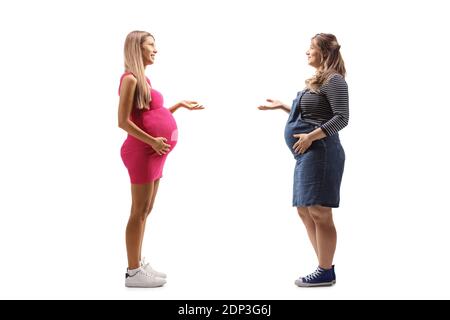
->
[287,91,306,124]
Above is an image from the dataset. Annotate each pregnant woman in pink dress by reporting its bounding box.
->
[118,31,204,288]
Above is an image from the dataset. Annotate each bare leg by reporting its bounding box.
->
[139,179,160,262]
[297,207,318,257]
[308,205,336,270]
[126,182,154,270]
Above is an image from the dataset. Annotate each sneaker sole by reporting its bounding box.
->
[125,282,166,288]
[295,280,336,287]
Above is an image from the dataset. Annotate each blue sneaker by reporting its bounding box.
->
[295,266,336,287]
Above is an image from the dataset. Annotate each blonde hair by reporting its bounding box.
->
[305,33,346,92]
[123,30,153,110]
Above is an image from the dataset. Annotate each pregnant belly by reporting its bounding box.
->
[284,125,298,154]
[142,108,178,145]
[284,122,315,157]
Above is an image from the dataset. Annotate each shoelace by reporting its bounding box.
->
[139,269,156,278]
[141,257,152,270]
[304,268,324,282]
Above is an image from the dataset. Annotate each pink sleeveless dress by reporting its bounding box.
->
[119,72,178,184]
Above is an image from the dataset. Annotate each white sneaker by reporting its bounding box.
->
[125,267,166,288]
[141,257,167,278]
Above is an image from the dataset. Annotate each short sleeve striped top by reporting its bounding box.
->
[299,74,349,136]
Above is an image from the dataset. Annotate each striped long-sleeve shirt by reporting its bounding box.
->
[299,74,349,136]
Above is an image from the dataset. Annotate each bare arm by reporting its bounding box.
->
[118,75,170,155]
[168,104,181,113]
[280,104,291,113]
[258,99,290,113]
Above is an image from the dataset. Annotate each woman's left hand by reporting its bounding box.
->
[293,133,312,154]
[178,100,204,110]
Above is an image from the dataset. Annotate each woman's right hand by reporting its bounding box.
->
[150,137,171,155]
[258,98,284,110]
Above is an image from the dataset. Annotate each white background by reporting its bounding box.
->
[0,0,449,299]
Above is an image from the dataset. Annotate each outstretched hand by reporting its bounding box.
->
[258,98,283,110]
[178,100,205,110]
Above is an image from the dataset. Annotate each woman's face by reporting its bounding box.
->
[306,39,321,69]
[142,36,157,66]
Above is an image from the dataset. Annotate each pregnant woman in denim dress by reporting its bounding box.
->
[259,33,349,287]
